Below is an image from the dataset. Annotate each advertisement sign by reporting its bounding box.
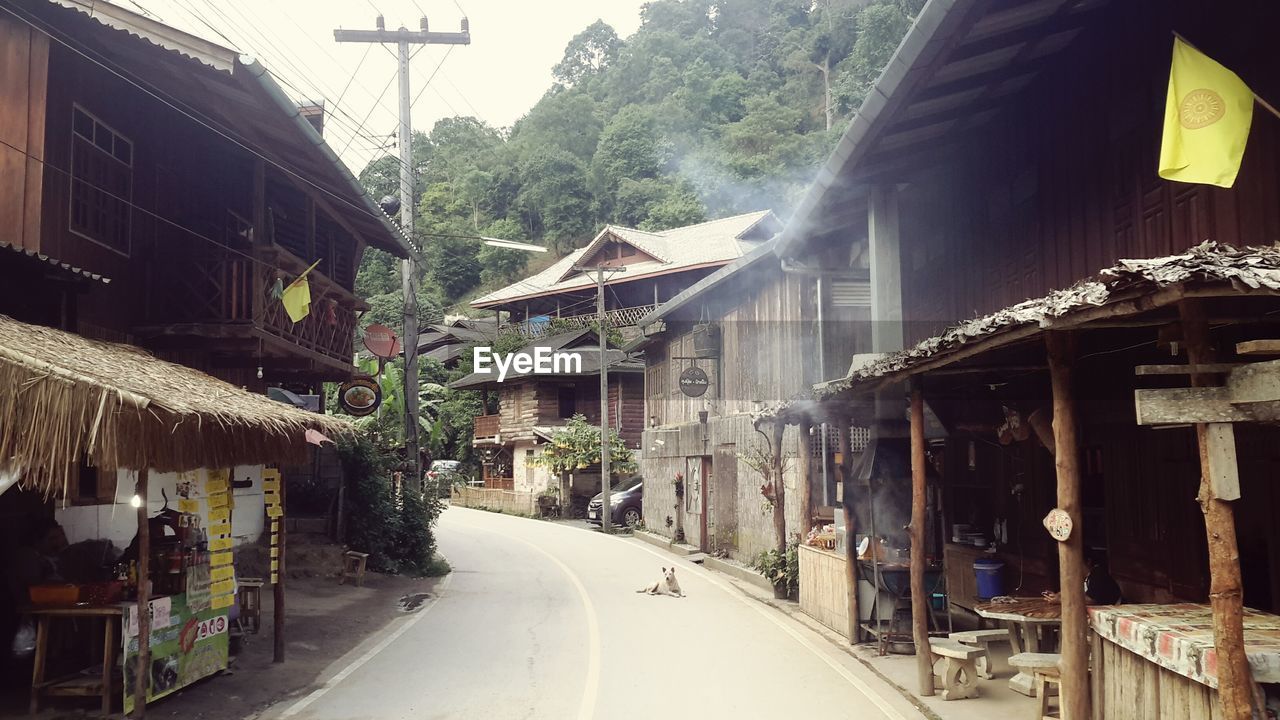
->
[678,366,710,398]
[123,594,229,714]
[338,378,382,417]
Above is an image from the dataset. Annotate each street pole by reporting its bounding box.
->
[573,265,625,533]
[335,16,470,487]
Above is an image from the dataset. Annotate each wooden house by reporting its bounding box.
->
[0,0,409,393]
[631,236,871,563]
[770,0,1280,717]
[470,212,780,336]
[449,329,643,500]
[0,0,405,559]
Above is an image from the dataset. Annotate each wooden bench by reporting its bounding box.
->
[929,638,986,700]
[1010,652,1061,717]
[340,551,369,587]
[950,628,1011,679]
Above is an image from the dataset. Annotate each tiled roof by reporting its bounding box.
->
[471,211,777,308]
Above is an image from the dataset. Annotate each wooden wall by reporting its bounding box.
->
[0,15,47,252]
[896,0,1280,343]
[493,374,644,447]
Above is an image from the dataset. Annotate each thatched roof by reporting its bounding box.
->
[0,315,350,497]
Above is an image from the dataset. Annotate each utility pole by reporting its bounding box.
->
[574,265,625,533]
[335,15,470,487]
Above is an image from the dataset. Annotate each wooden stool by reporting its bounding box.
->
[1009,652,1061,710]
[950,628,1011,679]
[929,638,986,700]
[340,551,369,586]
[238,578,264,633]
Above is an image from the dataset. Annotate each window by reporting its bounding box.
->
[70,106,133,255]
[558,385,576,419]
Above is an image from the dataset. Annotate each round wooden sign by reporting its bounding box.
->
[678,366,710,398]
[338,378,382,417]
[362,324,401,359]
[1043,508,1073,542]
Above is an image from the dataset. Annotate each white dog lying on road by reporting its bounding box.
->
[636,567,684,597]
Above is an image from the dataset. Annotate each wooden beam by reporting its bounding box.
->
[1045,332,1089,720]
[1134,387,1279,425]
[1135,363,1243,376]
[1228,359,1280,404]
[1181,300,1252,720]
[132,467,150,719]
[771,422,787,556]
[909,383,935,697]
[1235,339,1280,356]
[797,420,813,538]
[837,421,859,644]
[251,158,266,323]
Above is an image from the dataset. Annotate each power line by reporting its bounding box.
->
[0,4,411,248]
[336,43,374,107]
[410,46,456,109]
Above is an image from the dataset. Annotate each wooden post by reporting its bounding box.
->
[133,467,150,719]
[251,158,266,324]
[838,421,859,643]
[1046,332,1089,720]
[797,419,813,538]
[771,421,787,555]
[909,383,935,696]
[1180,300,1251,720]
[273,470,287,664]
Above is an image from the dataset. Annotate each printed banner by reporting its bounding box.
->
[123,594,228,714]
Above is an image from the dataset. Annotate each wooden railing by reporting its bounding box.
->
[473,414,501,439]
[508,304,658,338]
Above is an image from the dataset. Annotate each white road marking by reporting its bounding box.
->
[458,521,602,720]
[275,572,453,719]
[626,541,912,720]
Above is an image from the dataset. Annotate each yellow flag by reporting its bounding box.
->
[281,259,322,323]
[1158,38,1254,188]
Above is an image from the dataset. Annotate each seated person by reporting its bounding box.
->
[1043,549,1122,606]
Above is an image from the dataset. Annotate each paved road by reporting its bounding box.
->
[262,507,925,720]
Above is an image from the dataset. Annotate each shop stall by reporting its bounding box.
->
[0,317,345,716]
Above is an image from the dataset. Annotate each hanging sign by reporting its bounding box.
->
[678,366,710,398]
[1043,508,1073,542]
[362,324,402,359]
[338,378,381,417]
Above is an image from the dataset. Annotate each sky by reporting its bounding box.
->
[125,0,648,175]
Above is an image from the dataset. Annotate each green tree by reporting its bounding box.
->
[534,414,638,476]
[477,218,530,287]
[553,20,622,88]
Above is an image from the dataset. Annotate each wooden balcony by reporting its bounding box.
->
[135,243,359,377]
[473,414,501,442]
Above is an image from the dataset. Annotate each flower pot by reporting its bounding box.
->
[772,584,789,600]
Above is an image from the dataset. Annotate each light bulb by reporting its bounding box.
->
[257,366,264,380]
[130,494,142,508]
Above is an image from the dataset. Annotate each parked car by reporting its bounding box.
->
[586,476,643,527]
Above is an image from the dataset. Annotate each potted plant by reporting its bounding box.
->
[753,542,800,600]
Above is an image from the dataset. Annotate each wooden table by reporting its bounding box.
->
[1090,603,1280,720]
[975,597,1063,696]
[24,603,124,715]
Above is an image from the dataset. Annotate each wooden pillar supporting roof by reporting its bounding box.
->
[908,381,935,696]
[132,467,151,719]
[797,418,814,538]
[1046,332,1089,720]
[838,421,859,643]
[1180,299,1252,720]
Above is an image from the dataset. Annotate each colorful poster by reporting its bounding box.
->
[122,593,229,714]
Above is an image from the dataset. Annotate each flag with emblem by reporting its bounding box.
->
[281,259,322,323]
[1158,37,1254,188]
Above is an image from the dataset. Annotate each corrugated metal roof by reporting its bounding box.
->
[1,242,111,284]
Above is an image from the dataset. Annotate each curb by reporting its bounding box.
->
[632,529,699,556]
[701,555,775,593]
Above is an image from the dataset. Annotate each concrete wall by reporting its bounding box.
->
[641,414,806,564]
[56,465,266,552]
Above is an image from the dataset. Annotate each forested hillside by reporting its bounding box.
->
[356,0,920,321]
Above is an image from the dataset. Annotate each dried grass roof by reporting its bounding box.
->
[0,315,350,497]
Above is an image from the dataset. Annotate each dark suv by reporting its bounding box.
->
[586,476,643,527]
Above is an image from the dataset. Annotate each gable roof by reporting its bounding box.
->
[31,0,410,258]
[638,238,781,331]
[471,211,780,309]
[775,0,1111,256]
